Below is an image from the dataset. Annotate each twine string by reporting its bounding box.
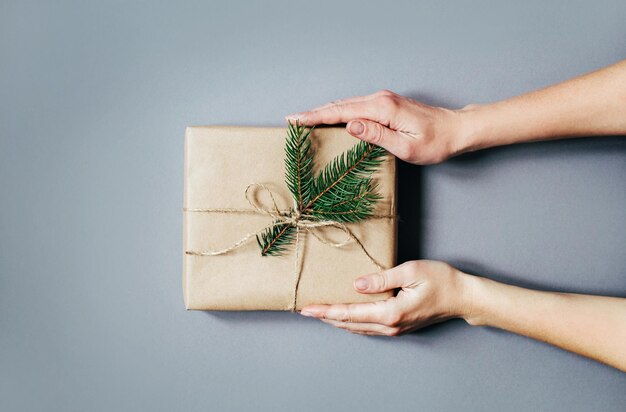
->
[185,183,392,311]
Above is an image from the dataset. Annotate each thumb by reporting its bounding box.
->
[354,265,415,294]
[347,119,412,160]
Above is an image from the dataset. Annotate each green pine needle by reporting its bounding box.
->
[256,222,296,256]
[308,141,387,223]
[284,121,315,209]
[258,121,387,256]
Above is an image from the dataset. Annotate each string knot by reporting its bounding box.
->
[281,206,302,226]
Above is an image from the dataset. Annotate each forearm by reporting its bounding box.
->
[457,59,626,152]
[461,273,626,371]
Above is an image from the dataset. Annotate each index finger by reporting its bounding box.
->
[286,98,392,126]
[311,92,379,111]
[300,301,389,324]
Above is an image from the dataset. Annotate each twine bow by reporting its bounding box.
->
[185,183,393,311]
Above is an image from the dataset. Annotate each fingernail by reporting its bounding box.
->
[348,120,365,136]
[285,113,302,120]
[354,277,369,291]
[300,310,314,317]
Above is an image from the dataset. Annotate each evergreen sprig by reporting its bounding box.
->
[256,121,387,256]
[308,141,386,223]
[284,121,314,209]
[256,222,296,256]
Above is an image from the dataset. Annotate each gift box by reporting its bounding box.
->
[183,126,397,311]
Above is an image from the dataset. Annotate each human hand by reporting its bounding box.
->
[299,260,475,336]
[286,90,472,165]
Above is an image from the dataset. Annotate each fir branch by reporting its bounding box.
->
[284,121,314,209]
[256,222,296,256]
[257,126,387,256]
[310,180,383,223]
[307,141,387,222]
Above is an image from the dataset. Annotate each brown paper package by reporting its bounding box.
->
[183,126,397,311]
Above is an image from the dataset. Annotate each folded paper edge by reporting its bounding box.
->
[182,127,191,310]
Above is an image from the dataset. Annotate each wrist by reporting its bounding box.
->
[453,104,486,154]
[455,270,491,326]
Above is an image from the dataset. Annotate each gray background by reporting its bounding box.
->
[1,0,625,411]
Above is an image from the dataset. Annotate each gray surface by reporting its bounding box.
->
[1,1,625,411]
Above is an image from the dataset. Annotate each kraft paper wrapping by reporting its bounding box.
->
[183,126,397,311]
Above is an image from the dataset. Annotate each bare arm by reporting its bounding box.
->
[287,59,626,164]
[300,261,626,372]
[466,274,626,370]
[461,59,626,151]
